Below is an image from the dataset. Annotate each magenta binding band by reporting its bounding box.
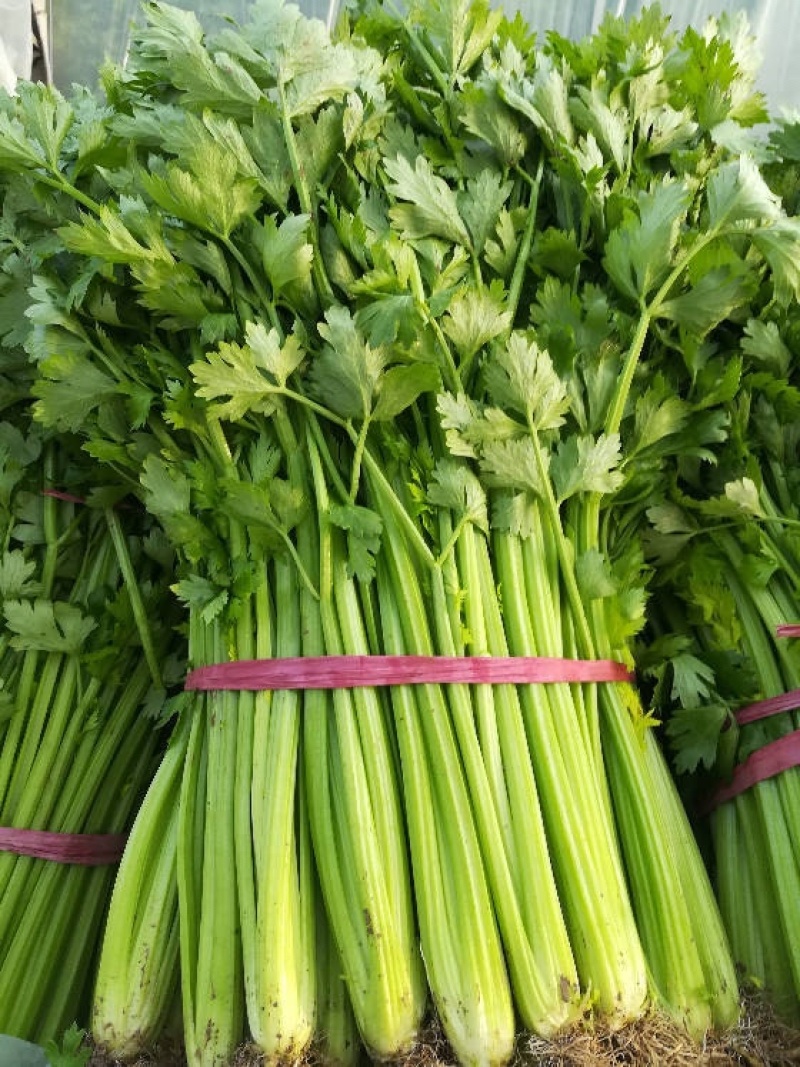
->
[0,828,127,865]
[708,731,800,810]
[42,488,86,505]
[734,688,800,726]
[708,681,800,811]
[185,654,634,692]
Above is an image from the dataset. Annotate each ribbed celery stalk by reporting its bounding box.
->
[314,884,365,1067]
[366,466,516,1064]
[601,688,740,1033]
[246,555,316,1057]
[374,545,515,1066]
[178,611,244,1067]
[387,474,582,1037]
[304,435,426,1059]
[92,718,187,1057]
[491,519,648,1022]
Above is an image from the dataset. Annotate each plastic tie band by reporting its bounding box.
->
[42,488,86,505]
[185,654,634,692]
[0,828,127,865]
[708,625,800,810]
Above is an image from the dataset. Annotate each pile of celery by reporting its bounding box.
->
[0,415,175,1042]
[640,113,800,1027]
[1,0,800,1063]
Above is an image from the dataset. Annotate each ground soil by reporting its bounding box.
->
[86,992,800,1066]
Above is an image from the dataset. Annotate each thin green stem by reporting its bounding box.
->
[277,82,335,307]
[105,508,163,689]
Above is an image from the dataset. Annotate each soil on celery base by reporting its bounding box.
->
[87,993,800,1066]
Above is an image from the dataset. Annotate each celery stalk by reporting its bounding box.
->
[304,437,426,1059]
[92,719,186,1057]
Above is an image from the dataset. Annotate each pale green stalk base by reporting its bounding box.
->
[314,885,365,1067]
[238,560,316,1061]
[376,529,516,1067]
[713,783,800,1026]
[602,686,740,1036]
[179,615,244,1067]
[304,442,426,1059]
[493,529,649,1024]
[92,721,186,1058]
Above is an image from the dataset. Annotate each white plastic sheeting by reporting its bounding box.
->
[16,0,800,112]
[507,0,799,114]
[0,0,33,92]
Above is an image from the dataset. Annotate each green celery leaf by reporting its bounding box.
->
[295,105,345,194]
[373,364,440,421]
[244,104,293,211]
[411,0,502,78]
[384,155,470,247]
[427,460,488,533]
[222,480,301,542]
[530,228,585,280]
[32,352,118,433]
[576,548,616,599]
[484,332,570,431]
[252,215,314,296]
[59,206,173,266]
[42,1022,91,1067]
[139,145,262,240]
[480,437,546,496]
[458,171,513,255]
[329,503,382,582]
[570,86,628,173]
[312,307,385,419]
[657,264,753,336]
[456,81,527,167]
[752,219,800,305]
[201,111,265,185]
[0,550,38,599]
[666,703,730,775]
[499,53,575,149]
[706,154,782,228]
[132,259,223,330]
[0,113,48,171]
[769,117,800,162]
[4,599,97,654]
[723,477,763,517]
[442,286,511,361]
[484,209,522,278]
[603,180,691,303]
[14,82,75,171]
[355,295,417,346]
[551,433,624,502]
[630,387,687,458]
[741,318,792,377]
[191,325,303,421]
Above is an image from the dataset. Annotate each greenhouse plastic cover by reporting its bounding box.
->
[36,0,800,112]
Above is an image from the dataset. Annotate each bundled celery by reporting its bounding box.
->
[640,114,800,1020]
[6,0,800,1060]
[0,423,174,1043]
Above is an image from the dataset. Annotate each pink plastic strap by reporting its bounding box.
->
[42,489,86,505]
[735,688,800,725]
[185,654,634,692]
[708,730,800,810]
[0,828,127,865]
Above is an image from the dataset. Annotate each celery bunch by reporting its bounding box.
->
[4,0,800,1061]
[0,424,174,1042]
